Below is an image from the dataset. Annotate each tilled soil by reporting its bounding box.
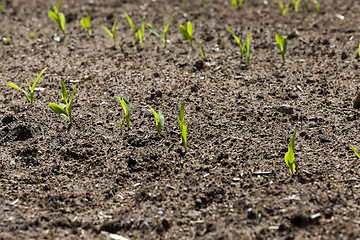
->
[1,0,360,239]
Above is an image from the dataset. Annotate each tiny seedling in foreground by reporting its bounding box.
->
[231,0,244,10]
[227,27,252,64]
[292,0,301,12]
[49,80,78,124]
[81,9,92,36]
[278,0,290,16]
[177,103,189,152]
[8,67,47,104]
[48,0,66,36]
[116,97,131,130]
[276,30,288,63]
[349,145,360,159]
[147,14,174,48]
[148,105,164,134]
[102,18,118,47]
[179,21,193,49]
[285,129,297,174]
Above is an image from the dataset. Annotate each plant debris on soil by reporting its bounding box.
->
[1,0,360,239]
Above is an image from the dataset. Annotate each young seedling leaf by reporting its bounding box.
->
[49,103,68,117]
[117,97,131,129]
[81,9,91,36]
[349,144,360,159]
[148,105,165,134]
[124,12,137,41]
[179,21,193,48]
[102,18,117,46]
[285,129,297,174]
[147,24,162,38]
[292,0,301,12]
[61,80,67,104]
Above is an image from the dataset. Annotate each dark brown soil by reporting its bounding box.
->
[1,0,360,239]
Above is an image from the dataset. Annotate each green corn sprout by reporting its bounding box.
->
[285,129,296,174]
[81,9,91,36]
[278,0,290,16]
[124,12,137,41]
[8,67,47,104]
[49,80,78,124]
[147,14,174,48]
[204,0,209,3]
[116,97,131,130]
[245,36,251,65]
[177,103,189,152]
[179,21,193,49]
[227,27,252,64]
[0,2,3,10]
[200,43,206,59]
[48,0,66,36]
[138,16,146,48]
[349,145,360,159]
[276,30,287,63]
[102,17,118,47]
[148,105,164,134]
[292,0,301,12]
[231,0,244,10]
[313,0,319,12]
[358,43,360,57]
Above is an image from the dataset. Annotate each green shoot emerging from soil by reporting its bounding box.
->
[147,14,174,48]
[81,9,91,36]
[278,0,290,16]
[8,67,47,104]
[49,80,78,124]
[178,103,189,152]
[285,129,297,174]
[138,16,146,48]
[124,12,137,41]
[102,17,118,47]
[148,105,164,134]
[276,30,287,63]
[292,0,301,12]
[116,97,131,130]
[200,43,206,59]
[349,145,360,159]
[227,28,252,64]
[231,0,244,10]
[179,21,193,49]
[48,0,66,36]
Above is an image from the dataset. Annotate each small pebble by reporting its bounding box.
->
[303,72,313,78]
[320,136,331,143]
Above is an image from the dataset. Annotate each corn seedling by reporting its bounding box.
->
[81,9,91,36]
[116,97,131,130]
[231,0,244,10]
[313,0,319,12]
[177,103,189,152]
[147,14,174,48]
[285,129,296,174]
[102,17,118,47]
[200,43,206,59]
[49,80,78,124]
[179,21,193,49]
[48,0,66,36]
[349,145,360,159]
[148,105,164,134]
[0,2,2,10]
[358,44,360,57]
[227,27,252,64]
[276,30,287,63]
[292,0,301,12]
[138,16,146,48]
[278,0,290,16]
[8,67,47,104]
[204,0,209,3]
